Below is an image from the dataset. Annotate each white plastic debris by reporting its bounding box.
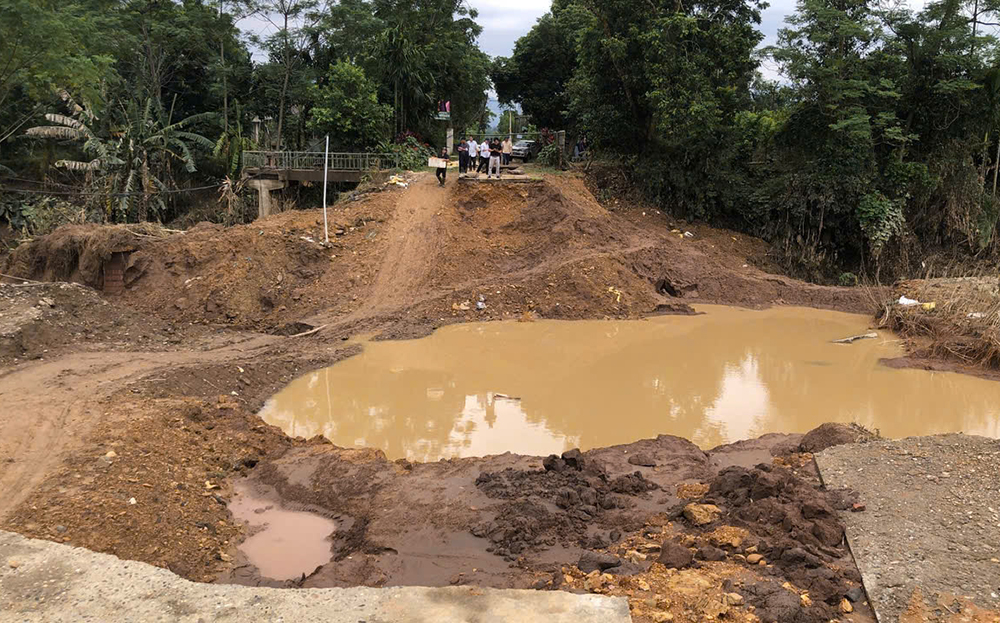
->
[128,498,137,505]
[898,296,920,307]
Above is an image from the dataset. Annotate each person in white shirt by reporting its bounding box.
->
[478,139,490,173]
[466,138,479,174]
[466,138,478,169]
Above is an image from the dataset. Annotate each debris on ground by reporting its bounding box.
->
[832,332,878,344]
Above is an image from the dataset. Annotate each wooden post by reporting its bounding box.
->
[322,135,330,244]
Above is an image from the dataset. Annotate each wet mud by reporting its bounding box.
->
[228,483,336,581]
[220,424,875,622]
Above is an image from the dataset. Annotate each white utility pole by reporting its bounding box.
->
[322,135,330,243]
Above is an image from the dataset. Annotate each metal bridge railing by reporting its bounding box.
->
[244,151,400,171]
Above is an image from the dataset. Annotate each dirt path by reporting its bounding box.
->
[361,175,448,314]
[0,333,276,521]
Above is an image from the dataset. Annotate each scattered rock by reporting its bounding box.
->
[845,587,864,603]
[637,543,661,555]
[656,541,694,569]
[682,503,721,526]
[706,525,747,549]
[578,550,621,573]
[105,450,118,459]
[561,448,585,470]
[605,561,645,576]
[7,558,20,569]
[746,553,764,565]
[725,592,745,606]
[675,482,710,499]
[651,613,674,622]
[627,453,657,467]
[584,573,609,592]
[851,503,866,512]
[697,545,727,561]
[840,598,853,613]
[541,455,566,472]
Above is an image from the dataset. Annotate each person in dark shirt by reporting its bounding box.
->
[436,147,448,186]
[457,137,469,174]
[488,138,502,179]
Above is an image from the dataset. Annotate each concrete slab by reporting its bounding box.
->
[815,435,1000,622]
[0,530,631,623]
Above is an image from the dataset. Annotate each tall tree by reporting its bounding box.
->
[254,0,318,149]
[0,0,111,151]
[308,61,391,149]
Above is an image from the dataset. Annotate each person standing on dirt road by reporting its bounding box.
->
[478,138,491,173]
[435,147,448,186]
[502,137,513,165]
[457,138,469,174]
[466,137,478,173]
[488,138,502,179]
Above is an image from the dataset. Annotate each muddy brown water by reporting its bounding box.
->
[259,305,1000,460]
[228,483,336,580]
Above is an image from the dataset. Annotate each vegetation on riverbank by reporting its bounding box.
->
[494,0,1000,281]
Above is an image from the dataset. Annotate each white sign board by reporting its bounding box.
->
[428,157,448,168]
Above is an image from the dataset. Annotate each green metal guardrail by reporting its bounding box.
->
[244,151,400,171]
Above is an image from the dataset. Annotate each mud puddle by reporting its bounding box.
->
[259,305,1000,459]
[228,483,335,581]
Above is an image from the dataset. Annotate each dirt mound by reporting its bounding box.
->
[702,463,861,619]
[1,394,294,582]
[0,281,190,365]
[3,223,159,288]
[472,455,660,562]
[798,422,877,453]
[2,186,407,331]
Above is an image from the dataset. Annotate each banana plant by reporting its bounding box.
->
[26,93,214,222]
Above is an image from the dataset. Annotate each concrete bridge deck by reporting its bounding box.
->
[244,151,400,217]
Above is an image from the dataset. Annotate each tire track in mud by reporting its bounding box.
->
[314,173,664,330]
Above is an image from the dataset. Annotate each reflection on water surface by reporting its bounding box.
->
[260,306,1000,460]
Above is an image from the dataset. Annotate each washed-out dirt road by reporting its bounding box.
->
[1,171,880,621]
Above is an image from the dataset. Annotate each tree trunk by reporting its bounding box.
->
[993,135,999,197]
[277,69,289,149]
[275,10,290,150]
[219,0,228,132]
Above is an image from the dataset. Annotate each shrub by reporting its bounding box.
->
[838,272,859,287]
[376,135,434,171]
[538,143,561,167]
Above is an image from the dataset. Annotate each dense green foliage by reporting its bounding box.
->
[498,0,1000,277]
[308,62,391,150]
[1,0,489,224]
